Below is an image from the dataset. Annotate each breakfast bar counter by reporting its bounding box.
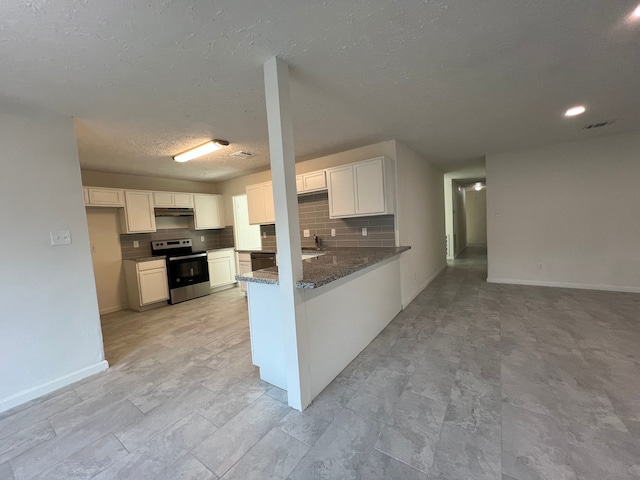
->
[237,246,411,408]
[236,246,410,288]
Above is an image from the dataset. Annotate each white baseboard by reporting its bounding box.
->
[487,277,640,294]
[0,360,109,414]
[402,263,447,308]
[99,304,126,315]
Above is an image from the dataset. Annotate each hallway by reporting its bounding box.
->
[1,248,638,479]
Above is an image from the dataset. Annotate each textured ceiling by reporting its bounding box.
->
[1,0,639,182]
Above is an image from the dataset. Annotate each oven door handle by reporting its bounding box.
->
[168,252,208,261]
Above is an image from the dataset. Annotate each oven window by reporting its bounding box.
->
[168,257,209,288]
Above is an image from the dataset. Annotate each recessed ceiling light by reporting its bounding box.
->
[632,4,640,18]
[564,105,586,117]
[173,139,229,163]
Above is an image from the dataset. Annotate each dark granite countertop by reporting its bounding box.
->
[235,248,277,254]
[236,246,410,289]
[127,255,166,262]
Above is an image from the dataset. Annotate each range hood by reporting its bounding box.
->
[154,207,194,217]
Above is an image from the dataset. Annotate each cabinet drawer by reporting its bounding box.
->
[137,259,166,271]
[207,248,234,260]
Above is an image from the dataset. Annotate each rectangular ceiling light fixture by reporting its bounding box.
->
[173,139,229,163]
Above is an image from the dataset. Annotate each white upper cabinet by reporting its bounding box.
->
[296,171,327,195]
[327,157,395,218]
[122,191,156,233]
[246,182,276,225]
[84,187,125,207]
[153,192,194,208]
[327,165,356,217]
[192,194,225,230]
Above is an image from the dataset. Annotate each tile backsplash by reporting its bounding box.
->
[260,192,395,250]
[120,226,234,260]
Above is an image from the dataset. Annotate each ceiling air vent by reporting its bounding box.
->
[230,151,254,159]
[583,120,615,130]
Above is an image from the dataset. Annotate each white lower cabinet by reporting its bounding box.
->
[124,259,169,311]
[207,248,237,289]
[237,252,252,293]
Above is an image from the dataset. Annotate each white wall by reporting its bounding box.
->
[0,105,107,413]
[465,188,487,246]
[487,132,640,292]
[81,169,219,194]
[395,141,446,306]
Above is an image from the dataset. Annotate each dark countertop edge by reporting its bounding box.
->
[236,246,410,289]
[126,255,166,262]
[235,248,277,254]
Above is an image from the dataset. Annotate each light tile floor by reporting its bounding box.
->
[1,247,639,479]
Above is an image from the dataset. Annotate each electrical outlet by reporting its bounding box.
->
[331,228,336,237]
[50,230,72,246]
[133,240,139,248]
[537,263,543,270]
[262,231,266,238]
[200,236,205,242]
[303,229,310,237]
[362,227,367,236]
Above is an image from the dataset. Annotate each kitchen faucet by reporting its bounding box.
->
[314,234,320,250]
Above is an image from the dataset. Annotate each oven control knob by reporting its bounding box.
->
[176,278,180,282]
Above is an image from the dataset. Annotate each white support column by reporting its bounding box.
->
[263,56,311,410]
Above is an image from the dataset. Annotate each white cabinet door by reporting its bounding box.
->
[153,192,174,207]
[123,191,156,233]
[302,171,327,192]
[138,268,169,305]
[153,192,194,208]
[327,165,356,217]
[86,187,125,207]
[193,194,224,229]
[327,157,394,218]
[208,256,236,287]
[246,182,275,225]
[83,187,89,205]
[263,184,275,223]
[237,252,252,293]
[246,184,265,225]
[355,158,386,215]
[296,176,304,193]
[174,193,194,207]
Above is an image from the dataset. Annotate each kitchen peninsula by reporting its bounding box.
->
[237,246,410,404]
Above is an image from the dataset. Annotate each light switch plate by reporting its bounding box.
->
[303,229,310,237]
[362,227,367,236]
[200,236,205,242]
[50,230,72,246]
[133,240,139,248]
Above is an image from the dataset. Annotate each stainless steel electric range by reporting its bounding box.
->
[151,238,210,304]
